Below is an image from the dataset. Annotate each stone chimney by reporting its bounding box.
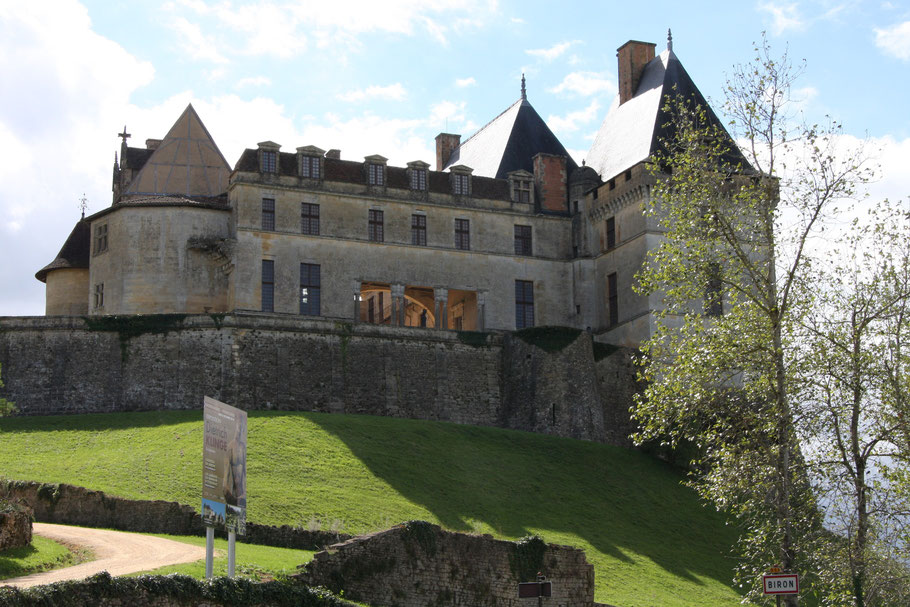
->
[617,40,656,105]
[435,133,461,171]
[325,149,341,159]
[146,139,162,150]
[533,153,568,213]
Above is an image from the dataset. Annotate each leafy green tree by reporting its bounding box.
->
[632,37,872,606]
[800,206,910,606]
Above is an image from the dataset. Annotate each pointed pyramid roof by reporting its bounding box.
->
[36,218,90,283]
[444,96,578,179]
[124,104,231,198]
[586,49,749,181]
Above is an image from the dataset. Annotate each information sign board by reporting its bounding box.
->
[518,581,552,598]
[202,396,247,534]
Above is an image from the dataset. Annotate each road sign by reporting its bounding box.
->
[763,573,799,595]
[518,581,552,598]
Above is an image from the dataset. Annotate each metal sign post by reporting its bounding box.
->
[202,396,247,579]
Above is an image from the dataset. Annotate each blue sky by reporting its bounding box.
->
[1,0,909,315]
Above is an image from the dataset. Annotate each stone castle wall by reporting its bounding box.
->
[0,313,635,445]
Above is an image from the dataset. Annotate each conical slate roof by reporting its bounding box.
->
[444,96,578,179]
[124,104,231,198]
[35,218,90,283]
[586,49,749,181]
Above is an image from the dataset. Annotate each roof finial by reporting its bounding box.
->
[521,73,526,101]
[78,194,88,219]
[118,126,131,142]
[667,28,673,52]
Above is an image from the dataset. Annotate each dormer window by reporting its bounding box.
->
[407,160,429,191]
[365,154,388,186]
[449,165,473,196]
[297,145,325,179]
[508,170,534,204]
[258,141,281,174]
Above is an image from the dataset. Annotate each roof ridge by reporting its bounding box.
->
[458,97,523,148]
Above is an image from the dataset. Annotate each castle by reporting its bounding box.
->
[35,34,729,349]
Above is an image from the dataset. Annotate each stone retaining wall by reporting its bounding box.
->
[0,314,637,446]
[0,481,349,550]
[0,500,32,551]
[296,521,596,607]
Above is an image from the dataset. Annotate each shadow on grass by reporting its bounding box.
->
[0,410,202,435]
[304,411,739,588]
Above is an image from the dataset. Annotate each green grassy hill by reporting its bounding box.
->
[0,411,744,606]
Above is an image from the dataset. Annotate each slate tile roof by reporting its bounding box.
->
[35,219,90,283]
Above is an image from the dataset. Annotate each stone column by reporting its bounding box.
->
[434,287,448,330]
[352,282,361,322]
[477,291,486,332]
[391,284,405,326]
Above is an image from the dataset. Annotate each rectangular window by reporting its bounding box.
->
[455,218,470,250]
[299,263,321,316]
[368,163,384,185]
[301,203,320,235]
[606,217,616,250]
[261,150,277,173]
[453,173,470,195]
[410,169,427,191]
[411,214,427,246]
[261,260,274,312]
[705,263,723,317]
[93,223,108,255]
[93,283,104,309]
[515,280,534,329]
[261,198,276,231]
[514,225,532,256]
[515,179,532,203]
[368,209,384,242]
[300,156,320,179]
[607,272,618,327]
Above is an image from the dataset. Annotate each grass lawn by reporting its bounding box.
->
[129,533,315,580]
[0,535,90,580]
[0,410,745,606]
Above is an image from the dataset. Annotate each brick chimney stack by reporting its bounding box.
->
[435,133,461,171]
[533,153,568,213]
[617,40,656,105]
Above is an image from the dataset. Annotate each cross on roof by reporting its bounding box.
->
[118,126,131,141]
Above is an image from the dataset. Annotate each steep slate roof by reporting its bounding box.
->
[124,104,231,198]
[587,49,749,181]
[35,219,90,283]
[443,96,578,179]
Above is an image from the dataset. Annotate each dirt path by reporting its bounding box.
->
[1,523,207,588]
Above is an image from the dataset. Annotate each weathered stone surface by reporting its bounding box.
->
[0,500,32,551]
[297,521,596,607]
[0,314,638,446]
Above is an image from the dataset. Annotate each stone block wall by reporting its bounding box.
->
[0,314,638,446]
[297,521,596,607]
[0,500,32,551]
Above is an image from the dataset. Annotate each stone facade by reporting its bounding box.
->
[297,522,596,607]
[0,314,636,446]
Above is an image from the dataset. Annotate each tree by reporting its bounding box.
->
[800,206,910,606]
[632,37,873,605]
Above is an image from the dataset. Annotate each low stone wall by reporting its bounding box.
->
[0,571,359,607]
[0,500,32,551]
[0,481,349,550]
[0,314,638,447]
[296,521,596,607]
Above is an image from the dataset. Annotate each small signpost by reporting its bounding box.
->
[202,396,247,578]
[518,573,552,605]
[763,569,798,606]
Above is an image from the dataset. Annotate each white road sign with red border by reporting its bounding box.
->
[763,573,799,595]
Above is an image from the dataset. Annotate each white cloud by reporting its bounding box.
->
[547,100,601,134]
[525,40,577,61]
[235,76,272,89]
[759,2,805,35]
[510,17,525,24]
[336,83,407,103]
[549,71,615,97]
[172,17,229,63]
[455,77,476,88]
[875,20,910,60]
